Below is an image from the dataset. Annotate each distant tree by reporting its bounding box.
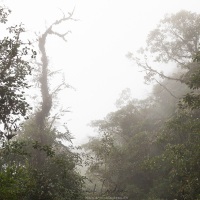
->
[127,10,200,86]
[84,10,200,200]
[146,10,200,66]
[83,98,159,199]
[126,10,200,200]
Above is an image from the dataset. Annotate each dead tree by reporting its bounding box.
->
[35,9,76,144]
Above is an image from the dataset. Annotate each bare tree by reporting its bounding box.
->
[35,9,77,144]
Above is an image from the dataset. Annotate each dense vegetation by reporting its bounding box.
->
[0,6,85,200]
[0,4,200,200]
[83,11,200,200]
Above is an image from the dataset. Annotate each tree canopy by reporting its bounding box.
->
[83,10,200,200]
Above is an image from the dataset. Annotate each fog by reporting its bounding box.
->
[1,1,200,199]
[2,0,199,145]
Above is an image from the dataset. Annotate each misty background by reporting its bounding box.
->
[3,0,199,145]
[1,0,200,199]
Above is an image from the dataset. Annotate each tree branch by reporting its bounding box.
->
[144,60,182,82]
[49,30,71,42]
[154,79,179,99]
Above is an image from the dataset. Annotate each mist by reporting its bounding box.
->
[0,0,200,199]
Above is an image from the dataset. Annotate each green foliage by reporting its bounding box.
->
[0,164,33,200]
[145,120,200,199]
[12,117,86,200]
[85,10,200,200]
[25,152,85,200]
[83,99,157,199]
[0,7,35,198]
[0,122,86,200]
[0,6,35,140]
[0,6,86,200]
[85,87,200,199]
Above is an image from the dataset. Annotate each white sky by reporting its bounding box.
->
[2,0,200,145]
